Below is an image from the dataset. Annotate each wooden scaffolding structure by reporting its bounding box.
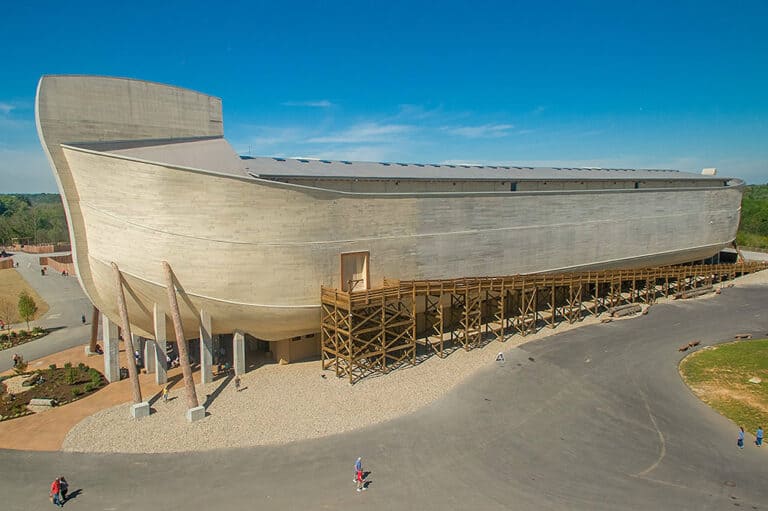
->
[321,262,768,383]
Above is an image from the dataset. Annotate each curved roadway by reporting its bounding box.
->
[2,285,768,510]
[0,251,91,372]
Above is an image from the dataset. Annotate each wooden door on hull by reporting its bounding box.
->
[341,251,370,292]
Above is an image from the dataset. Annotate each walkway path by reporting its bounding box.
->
[1,283,767,510]
[0,251,92,373]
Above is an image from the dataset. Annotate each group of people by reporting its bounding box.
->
[354,457,367,492]
[49,476,69,507]
[166,353,181,368]
[737,426,764,448]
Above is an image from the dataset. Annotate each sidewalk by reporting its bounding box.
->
[0,251,93,373]
[0,343,199,451]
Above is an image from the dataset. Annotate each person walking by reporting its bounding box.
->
[354,456,366,492]
[162,386,169,404]
[49,477,62,507]
[234,375,241,392]
[738,426,745,449]
[756,426,764,447]
[81,314,86,325]
[59,476,69,503]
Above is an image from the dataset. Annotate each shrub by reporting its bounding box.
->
[9,331,17,339]
[64,367,78,385]
[32,326,44,334]
[77,362,87,371]
[18,330,28,338]
[71,387,83,397]
[89,368,102,386]
[83,382,96,392]
[48,364,56,370]
[64,362,72,369]
[0,333,8,342]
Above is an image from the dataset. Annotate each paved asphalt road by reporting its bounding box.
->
[0,252,92,372]
[1,284,767,510]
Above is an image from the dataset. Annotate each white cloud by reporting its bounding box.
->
[281,100,334,108]
[308,123,415,144]
[443,123,514,139]
[0,103,14,115]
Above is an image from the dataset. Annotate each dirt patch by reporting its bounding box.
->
[689,382,768,414]
[0,268,49,325]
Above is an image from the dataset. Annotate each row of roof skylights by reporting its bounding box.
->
[258,156,677,173]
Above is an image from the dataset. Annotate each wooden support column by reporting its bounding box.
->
[111,263,142,405]
[162,261,199,410]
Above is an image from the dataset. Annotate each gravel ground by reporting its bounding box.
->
[2,374,32,395]
[63,271,768,454]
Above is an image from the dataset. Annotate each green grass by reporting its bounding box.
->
[680,339,768,435]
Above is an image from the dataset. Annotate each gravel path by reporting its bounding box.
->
[2,374,32,395]
[63,271,768,454]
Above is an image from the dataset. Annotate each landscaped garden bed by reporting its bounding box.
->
[0,362,106,420]
[0,326,49,350]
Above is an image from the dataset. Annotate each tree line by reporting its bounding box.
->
[736,184,768,249]
[0,194,69,246]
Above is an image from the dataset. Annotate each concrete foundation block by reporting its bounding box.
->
[131,402,150,419]
[186,405,206,422]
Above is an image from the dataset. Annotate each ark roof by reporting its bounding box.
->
[72,137,728,182]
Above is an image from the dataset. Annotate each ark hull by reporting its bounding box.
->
[37,75,742,341]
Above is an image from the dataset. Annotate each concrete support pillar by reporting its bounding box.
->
[144,339,157,374]
[102,315,120,383]
[199,309,213,384]
[233,330,245,375]
[153,303,168,385]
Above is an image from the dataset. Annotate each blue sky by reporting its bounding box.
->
[1,0,767,192]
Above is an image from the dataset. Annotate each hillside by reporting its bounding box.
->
[736,184,768,249]
[0,194,69,246]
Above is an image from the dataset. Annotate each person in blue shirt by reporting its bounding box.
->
[354,457,366,492]
[738,426,745,449]
[756,426,764,447]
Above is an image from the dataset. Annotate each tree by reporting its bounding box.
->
[0,297,17,330]
[17,290,37,330]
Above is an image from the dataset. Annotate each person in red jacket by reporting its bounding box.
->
[50,477,63,507]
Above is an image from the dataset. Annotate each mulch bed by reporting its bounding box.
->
[0,328,49,350]
[0,364,106,420]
